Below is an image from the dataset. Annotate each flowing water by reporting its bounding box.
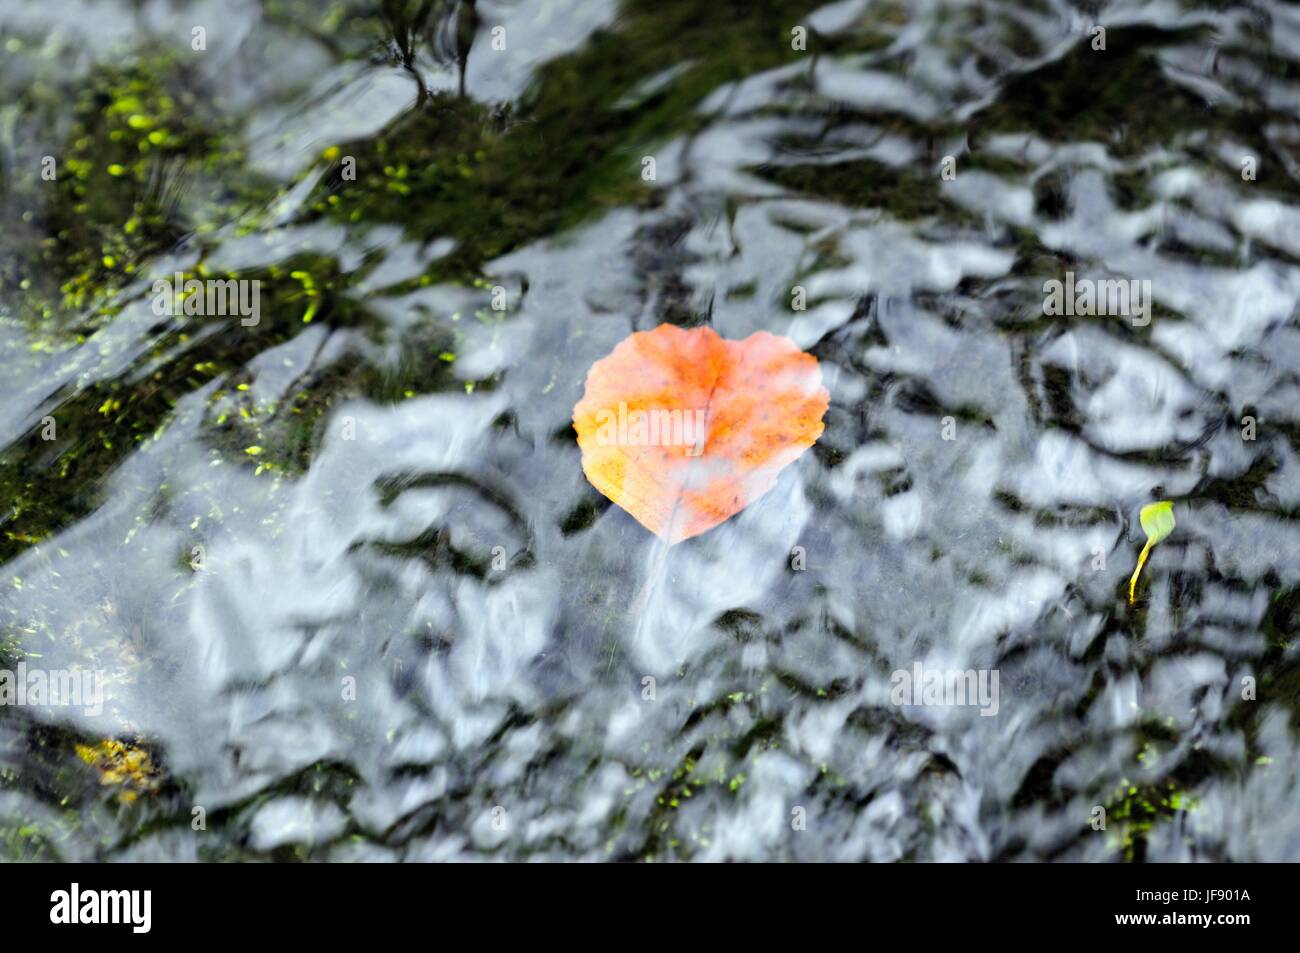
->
[1,0,1299,862]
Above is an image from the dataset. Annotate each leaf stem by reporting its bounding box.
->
[1129,538,1154,604]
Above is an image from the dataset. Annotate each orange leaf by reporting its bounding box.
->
[573,324,830,543]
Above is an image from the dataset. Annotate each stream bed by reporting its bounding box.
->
[1,0,1299,862]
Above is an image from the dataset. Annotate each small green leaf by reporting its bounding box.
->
[1139,500,1176,544]
[1130,500,1175,604]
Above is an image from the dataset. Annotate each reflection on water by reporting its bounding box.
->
[1,0,1299,861]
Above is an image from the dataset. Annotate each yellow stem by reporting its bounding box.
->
[1129,538,1154,604]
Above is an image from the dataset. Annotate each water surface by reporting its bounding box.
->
[1,0,1299,861]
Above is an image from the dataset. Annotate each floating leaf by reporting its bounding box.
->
[76,739,162,804]
[573,324,829,543]
[1129,500,1175,604]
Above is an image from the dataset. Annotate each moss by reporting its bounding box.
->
[0,257,374,562]
[1105,773,1198,863]
[10,55,272,330]
[755,158,955,220]
[976,25,1245,158]
[309,0,828,280]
